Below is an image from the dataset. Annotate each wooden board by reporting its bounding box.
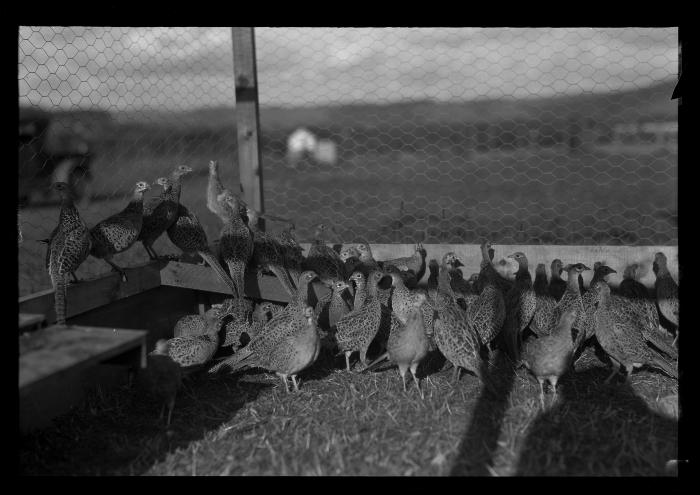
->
[19,325,148,396]
[18,260,163,324]
[159,261,292,302]
[19,313,46,332]
[299,243,679,289]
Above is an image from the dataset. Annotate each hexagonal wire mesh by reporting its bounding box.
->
[18,27,678,297]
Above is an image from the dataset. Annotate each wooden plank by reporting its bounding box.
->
[19,313,46,332]
[19,325,148,396]
[18,260,163,324]
[159,261,292,303]
[299,243,678,289]
[232,27,265,223]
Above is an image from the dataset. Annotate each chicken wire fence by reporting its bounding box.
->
[18,27,678,296]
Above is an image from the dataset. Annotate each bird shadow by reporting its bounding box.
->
[448,348,518,476]
[19,372,270,475]
[514,367,678,476]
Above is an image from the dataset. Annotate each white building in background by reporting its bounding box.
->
[286,127,337,167]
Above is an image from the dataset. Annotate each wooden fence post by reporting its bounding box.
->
[231,27,265,228]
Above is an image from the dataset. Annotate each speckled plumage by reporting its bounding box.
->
[335,271,387,370]
[167,202,239,296]
[521,308,578,408]
[210,306,321,393]
[364,295,430,398]
[47,182,92,325]
[164,314,232,369]
[329,280,353,328]
[501,252,536,360]
[593,281,677,382]
[214,192,254,298]
[653,252,678,329]
[303,224,345,287]
[381,243,427,286]
[246,207,296,298]
[138,165,192,259]
[90,181,151,279]
[548,259,567,301]
[207,160,247,225]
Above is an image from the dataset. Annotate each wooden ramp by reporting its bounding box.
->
[19,324,148,432]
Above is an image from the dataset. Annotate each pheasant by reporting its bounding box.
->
[253,271,320,338]
[329,280,353,328]
[467,256,506,349]
[385,266,434,334]
[355,242,381,275]
[534,263,549,296]
[362,293,430,399]
[210,305,321,393]
[548,259,567,301]
[520,308,578,409]
[163,314,233,369]
[619,263,649,300]
[335,270,387,371]
[339,245,360,263]
[273,223,304,285]
[432,282,494,392]
[449,268,478,311]
[206,160,247,225]
[253,301,284,324]
[173,307,221,337]
[167,199,239,297]
[138,165,193,260]
[427,259,440,302]
[500,252,537,360]
[653,252,679,346]
[89,181,151,281]
[349,271,367,311]
[381,243,427,287]
[140,340,183,426]
[580,264,618,341]
[46,182,92,325]
[303,223,345,287]
[434,252,464,309]
[554,263,590,347]
[593,281,677,382]
[246,207,297,298]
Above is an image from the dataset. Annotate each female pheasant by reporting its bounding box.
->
[138,165,192,260]
[47,182,92,325]
[89,181,151,281]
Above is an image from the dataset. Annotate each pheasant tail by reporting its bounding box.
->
[269,264,297,299]
[208,347,254,374]
[52,273,68,325]
[199,251,239,297]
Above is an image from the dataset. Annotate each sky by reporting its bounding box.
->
[18,27,678,112]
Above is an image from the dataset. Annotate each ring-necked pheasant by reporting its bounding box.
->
[619,263,649,300]
[46,182,92,325]
[548,259,567,301]
[210,305,321,393]
[362,293,430,399]
[206,160,248,225]
[213,191,254,299]
[593,281,677,382]
[138,165,193,260]
[303,223,345,287]
[381,242,427,287]
[467,254,506,350]
[427,259,440,302]
[246,207,297,299]
[521,308,578,409]
[653,252,679,346]
[349,271,367,311]
[554,263,591,351]
[580,264,618,341]
[173,306,221,337]
[167,198,239,296]
[432,279,495,393]
[89,181,151,282]
[385,266,434,334]
[335,270,388,371]
[502,252,537,361]
[163,314,234,370]
[329,280,353,328]
[273,223,304,287]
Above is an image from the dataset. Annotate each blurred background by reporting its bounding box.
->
[18,27,678,296]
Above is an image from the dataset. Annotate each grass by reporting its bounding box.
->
[19,343,678,476]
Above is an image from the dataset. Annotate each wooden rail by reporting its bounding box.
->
[232,27,265,224]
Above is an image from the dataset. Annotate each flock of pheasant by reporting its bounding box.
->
[41,161,679,426]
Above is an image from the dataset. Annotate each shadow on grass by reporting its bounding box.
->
[19,373,270,475]
[514,367,678,476]
[449,349,518,476]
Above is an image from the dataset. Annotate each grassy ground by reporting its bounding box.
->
[19,343,678,476]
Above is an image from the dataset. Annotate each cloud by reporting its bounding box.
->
[18,27,678,111]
